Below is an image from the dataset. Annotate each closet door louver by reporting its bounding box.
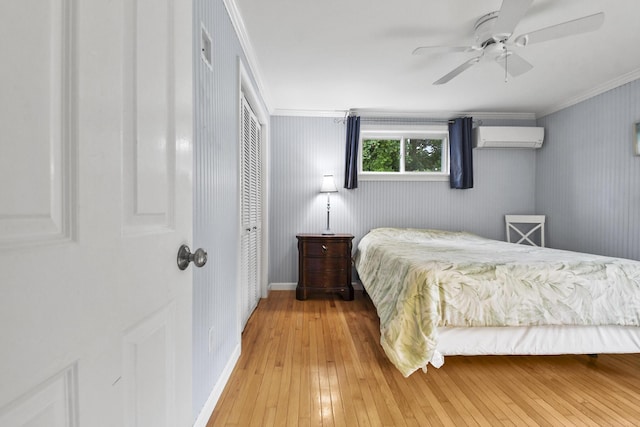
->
[240,96,262,329]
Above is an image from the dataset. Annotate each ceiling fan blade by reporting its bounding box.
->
[493,0,533,39]
[413,46,475,55]
[515,12,604,46]
[495,52,533,77]
[433,56,481,85]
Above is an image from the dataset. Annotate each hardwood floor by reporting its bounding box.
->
[208,291,640,426]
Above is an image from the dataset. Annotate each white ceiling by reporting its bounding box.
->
[231,0,640,117]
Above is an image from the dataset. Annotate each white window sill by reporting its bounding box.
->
[359,173,450,182]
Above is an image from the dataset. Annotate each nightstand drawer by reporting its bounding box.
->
[301,240,350,258]
[302,269,348,288]
[302,256,346,272]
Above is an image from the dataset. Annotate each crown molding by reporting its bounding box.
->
[271,109,347,118]
[272,108,537,121]
[350,109,536,121]
[222,0,273,113]
[538,68,640,118]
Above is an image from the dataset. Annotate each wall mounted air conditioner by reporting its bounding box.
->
[473,126,545,149]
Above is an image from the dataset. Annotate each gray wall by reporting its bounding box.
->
[269,116,538,284]
[536,79,640,260]
[192,0,268,420]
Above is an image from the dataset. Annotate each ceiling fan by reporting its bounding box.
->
[413,0,605,85]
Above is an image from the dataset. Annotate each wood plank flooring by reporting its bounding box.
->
[208,291,640,426]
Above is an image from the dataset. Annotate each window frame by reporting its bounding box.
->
[358,124,450,182]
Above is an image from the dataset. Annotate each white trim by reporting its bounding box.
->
[271,109,348,118]
[268,282,364,292]
[361,124,448,133]
[351,109,537,121]
[272,108,537,121]
[269,282,297,291]
[359,173,450,182]
[192,343,241,427]
[538,68,640,118]
[223,0,273,113]
[270,65,640,122]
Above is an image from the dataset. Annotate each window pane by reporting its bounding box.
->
[362,139,400,172]
[405,138,443,172]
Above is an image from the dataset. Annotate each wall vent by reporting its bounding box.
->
[200,24,212,69]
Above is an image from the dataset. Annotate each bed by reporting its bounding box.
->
[354,227,640,377]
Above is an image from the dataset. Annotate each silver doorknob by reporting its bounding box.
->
[177,244,208,270]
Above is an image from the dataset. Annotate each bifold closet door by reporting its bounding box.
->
[240,96,262,329]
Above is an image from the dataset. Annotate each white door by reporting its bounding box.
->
[0,1,194,426]
[240,96,262,328]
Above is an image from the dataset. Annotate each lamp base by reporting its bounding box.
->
[322,229,335,235]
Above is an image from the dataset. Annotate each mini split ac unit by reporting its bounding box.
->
[473,126,545,149]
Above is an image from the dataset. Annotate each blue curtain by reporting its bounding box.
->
[344,115,360,189]
[448,117,474,189]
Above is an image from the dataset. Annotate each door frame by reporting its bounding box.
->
[237,58,270,306]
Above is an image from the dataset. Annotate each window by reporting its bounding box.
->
[359,125,449,181]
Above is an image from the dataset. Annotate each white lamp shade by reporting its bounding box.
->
[320,174,338,193]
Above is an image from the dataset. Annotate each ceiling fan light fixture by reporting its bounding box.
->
[485,41,507,57]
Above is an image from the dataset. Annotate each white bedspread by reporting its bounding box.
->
[354,227,640,376]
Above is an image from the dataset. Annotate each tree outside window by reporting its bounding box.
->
[361,130,447,179]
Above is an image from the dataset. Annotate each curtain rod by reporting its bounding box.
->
[334,116,482,126]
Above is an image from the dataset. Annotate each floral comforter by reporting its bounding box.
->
[354,227,640,376]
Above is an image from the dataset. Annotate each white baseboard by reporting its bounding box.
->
[269,282,296,291]
[268,282,363,292]
[192,343,241,427]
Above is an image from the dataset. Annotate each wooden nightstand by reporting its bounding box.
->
[296,234,354,301]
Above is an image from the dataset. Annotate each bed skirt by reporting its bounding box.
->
[436,325,640,357]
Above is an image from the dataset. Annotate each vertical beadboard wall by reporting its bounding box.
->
[536,79,640,260]
[270,116,538,284]
[192,0,268,420]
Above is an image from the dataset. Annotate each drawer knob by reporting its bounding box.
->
[322,245,328,252]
